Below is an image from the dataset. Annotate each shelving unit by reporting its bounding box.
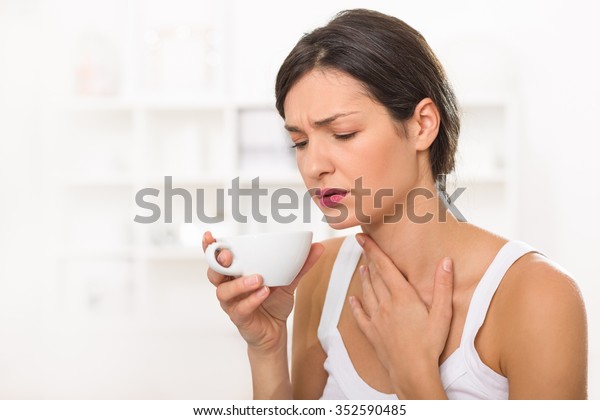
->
[53,98,518,317]
[448,95,519,239]
[49,0,334,337]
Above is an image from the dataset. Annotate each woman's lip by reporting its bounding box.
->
[318,189,348,208]
[318,188,348,197]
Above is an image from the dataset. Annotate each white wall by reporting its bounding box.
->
[0,0,598,399]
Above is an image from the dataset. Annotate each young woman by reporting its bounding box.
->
[202,9,587,399]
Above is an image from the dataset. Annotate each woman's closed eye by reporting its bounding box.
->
[291,132,357,150]
[291,140,308,149]
[333,132,357,140]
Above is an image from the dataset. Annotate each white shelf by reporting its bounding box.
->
[450,172,507,185]
[143,175,229,188]
[61,97,137,111]
[62,96,274,112]
[145,247,204,261]
[63,176,134,188]
[61,97,282,115]
[458,93,516,107]
[60,248,134,260]
[236,171,304,186]
[233,98,278,109]
[132,171,303,189]
[141,97,231,110]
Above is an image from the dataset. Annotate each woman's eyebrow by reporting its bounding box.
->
[284,111,359,132]
[284,124,302,133]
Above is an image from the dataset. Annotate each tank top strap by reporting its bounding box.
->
[460,240,538,346]
[317,235,363,344]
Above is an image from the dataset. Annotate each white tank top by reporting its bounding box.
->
[318,235,537,400]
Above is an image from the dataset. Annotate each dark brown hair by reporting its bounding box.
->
[275,9,460,181]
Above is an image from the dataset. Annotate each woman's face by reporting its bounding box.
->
[283,68,425,229]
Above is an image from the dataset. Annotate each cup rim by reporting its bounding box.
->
[213,230,312,241]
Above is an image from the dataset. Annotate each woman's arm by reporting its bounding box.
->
[203,231,324,400]
[291,237,345,399]
[248,333,293,399]
[500,255,588,399]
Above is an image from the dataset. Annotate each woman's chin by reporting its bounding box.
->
[323,214,361,230]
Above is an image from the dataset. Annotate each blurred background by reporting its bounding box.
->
[0,0,598,399]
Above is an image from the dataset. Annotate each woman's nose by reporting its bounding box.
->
[299,137,335,180]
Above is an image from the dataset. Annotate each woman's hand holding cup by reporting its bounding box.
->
[202,231,324,354]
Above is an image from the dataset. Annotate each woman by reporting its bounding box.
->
[202,9,587,399]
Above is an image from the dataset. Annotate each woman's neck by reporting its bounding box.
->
[360,184,464,291]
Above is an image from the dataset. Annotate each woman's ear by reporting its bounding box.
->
[410,98,441,151]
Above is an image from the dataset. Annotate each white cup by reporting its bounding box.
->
[204,231,313,287]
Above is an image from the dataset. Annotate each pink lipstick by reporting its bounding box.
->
[317,188,348,208]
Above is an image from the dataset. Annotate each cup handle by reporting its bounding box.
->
[205,242,243,277]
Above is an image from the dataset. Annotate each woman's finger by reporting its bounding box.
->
[231,286,271,327]
[349,295,372,339]
[365,257,392,304]
[203,231,234,278]
[429,257,454,337]
[206,248,234,286]
[216,274,264,307]
[204,230,233,287]
[202,231,214,252]
[357,233,406,295]
[359,265,378,316]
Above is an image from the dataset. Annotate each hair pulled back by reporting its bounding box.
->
[275,9,460,181]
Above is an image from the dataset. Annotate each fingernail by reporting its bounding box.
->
[256,286,269,297]
[348,296,355,306]
[244,275,259,287]
[217,252,226,264]
[443,257,452,273]
[356,234,365,246]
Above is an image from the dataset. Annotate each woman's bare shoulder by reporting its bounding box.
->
[461,225,583,305]
[494,251,588,397]
[499,251,585,319]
